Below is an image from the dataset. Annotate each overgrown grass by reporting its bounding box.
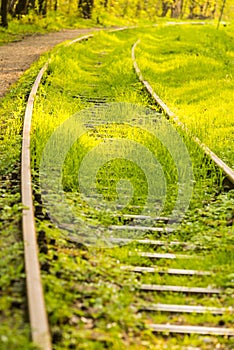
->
[29,28,234,349]
[135,23,234,169]
[0,22,233,350]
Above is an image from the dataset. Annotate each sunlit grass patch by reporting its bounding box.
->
[136,24,234,168]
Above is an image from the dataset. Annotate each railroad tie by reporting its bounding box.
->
[139,284,221,294]
[109,225,174,233]
[130,252,192,259]
[110,238,186,246]
[149,324,234,336]
[140,303,233,315]
[121,265,211,276]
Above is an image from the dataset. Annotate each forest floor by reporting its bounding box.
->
[0,27,101,98]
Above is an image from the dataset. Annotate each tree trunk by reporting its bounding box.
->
[217,0,227,29]
[188,0,196,18]
[14,0,29,16]
[211,1,216,19]
[8,0,17,15]
[161,0,170,16]
[78,0,94,19]
[38,0,47,15]
[171,0,178,17]
[171,0,183,18]
[179,0,183,17]
[1,0,8,28]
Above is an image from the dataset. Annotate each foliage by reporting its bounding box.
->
[0,12,98,45]
[1,0,234,31]
[0,16,233,349]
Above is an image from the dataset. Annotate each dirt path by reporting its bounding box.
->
[0,28,99,98]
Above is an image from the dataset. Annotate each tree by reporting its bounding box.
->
[171,0,183,17]
[217,0,227,29]
[38,0,47,15]
[78,0,94,18]
[14,0,29,16]
[161,0,170,16]
[1,0,8,27]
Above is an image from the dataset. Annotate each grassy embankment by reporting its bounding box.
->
[135,24,234,169]
[29,28,234,349]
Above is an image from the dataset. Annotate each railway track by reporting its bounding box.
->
[21,26,234,349]
[130,38,234,337]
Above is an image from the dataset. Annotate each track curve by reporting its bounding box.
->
[22,63,51,349]
[132,39,234,188]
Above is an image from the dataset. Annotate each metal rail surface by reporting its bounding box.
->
[21,63,51,350]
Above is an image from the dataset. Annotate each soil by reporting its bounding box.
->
[0,28,99,98]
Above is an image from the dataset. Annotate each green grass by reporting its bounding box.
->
[1,24,234,349]
[0,11,101,46]
[135,23,234,169]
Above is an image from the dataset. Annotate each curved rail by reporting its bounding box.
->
[132,40,234,188]
[21,63,51,349]
[21,33,94,349]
